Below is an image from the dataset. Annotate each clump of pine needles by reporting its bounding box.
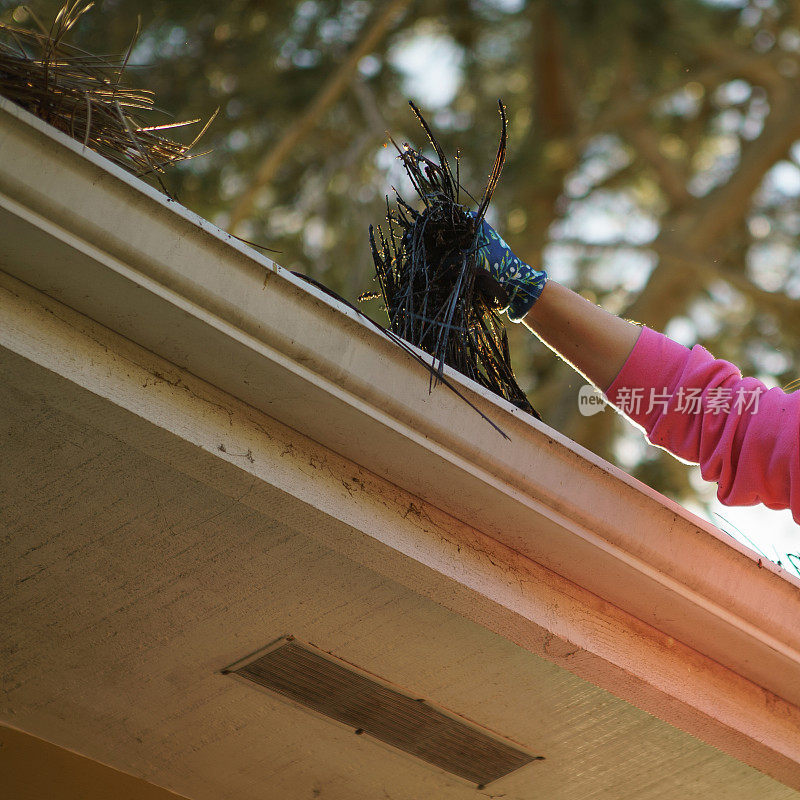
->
[0,2,215,195]
[367,101,539,420]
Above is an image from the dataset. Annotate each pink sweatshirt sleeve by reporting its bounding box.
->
[604,326,800,523]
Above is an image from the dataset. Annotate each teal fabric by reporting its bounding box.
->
[473,215,547,321]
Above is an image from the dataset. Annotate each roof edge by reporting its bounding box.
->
[2,97,799,706]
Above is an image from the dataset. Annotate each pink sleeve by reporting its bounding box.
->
[604,326,800,523]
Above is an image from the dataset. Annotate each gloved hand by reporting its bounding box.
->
[472,214,548,322]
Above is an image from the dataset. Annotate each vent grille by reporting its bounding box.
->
[224,637,536,787]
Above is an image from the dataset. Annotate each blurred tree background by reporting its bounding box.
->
[6,0,800,523]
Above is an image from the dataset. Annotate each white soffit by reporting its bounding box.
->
[1,341,798,800]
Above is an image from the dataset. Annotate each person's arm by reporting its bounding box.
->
[524,282,800,521]
[474,218,800,521]
[520,280,642,392]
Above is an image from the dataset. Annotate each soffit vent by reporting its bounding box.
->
[224,636,538,787]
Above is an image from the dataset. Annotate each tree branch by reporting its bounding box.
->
[686,91,800,248]
[622,80,800,330]
[623,123,692,207]
[655,246,800,320]
[696,42,786,94]
[533,4,577,139]
[227,0,411,234]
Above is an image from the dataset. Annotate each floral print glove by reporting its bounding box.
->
[473,215,547,322]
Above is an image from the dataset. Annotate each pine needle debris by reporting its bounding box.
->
[367,101,539,420]
[0,2,215,195]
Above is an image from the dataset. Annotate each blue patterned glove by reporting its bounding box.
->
[472,215,547,322]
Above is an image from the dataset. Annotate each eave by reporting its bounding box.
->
[2,97,800,794]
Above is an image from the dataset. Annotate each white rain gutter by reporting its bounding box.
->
[1,97,799,715]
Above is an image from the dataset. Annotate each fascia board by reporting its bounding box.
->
[1,98,799,708]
